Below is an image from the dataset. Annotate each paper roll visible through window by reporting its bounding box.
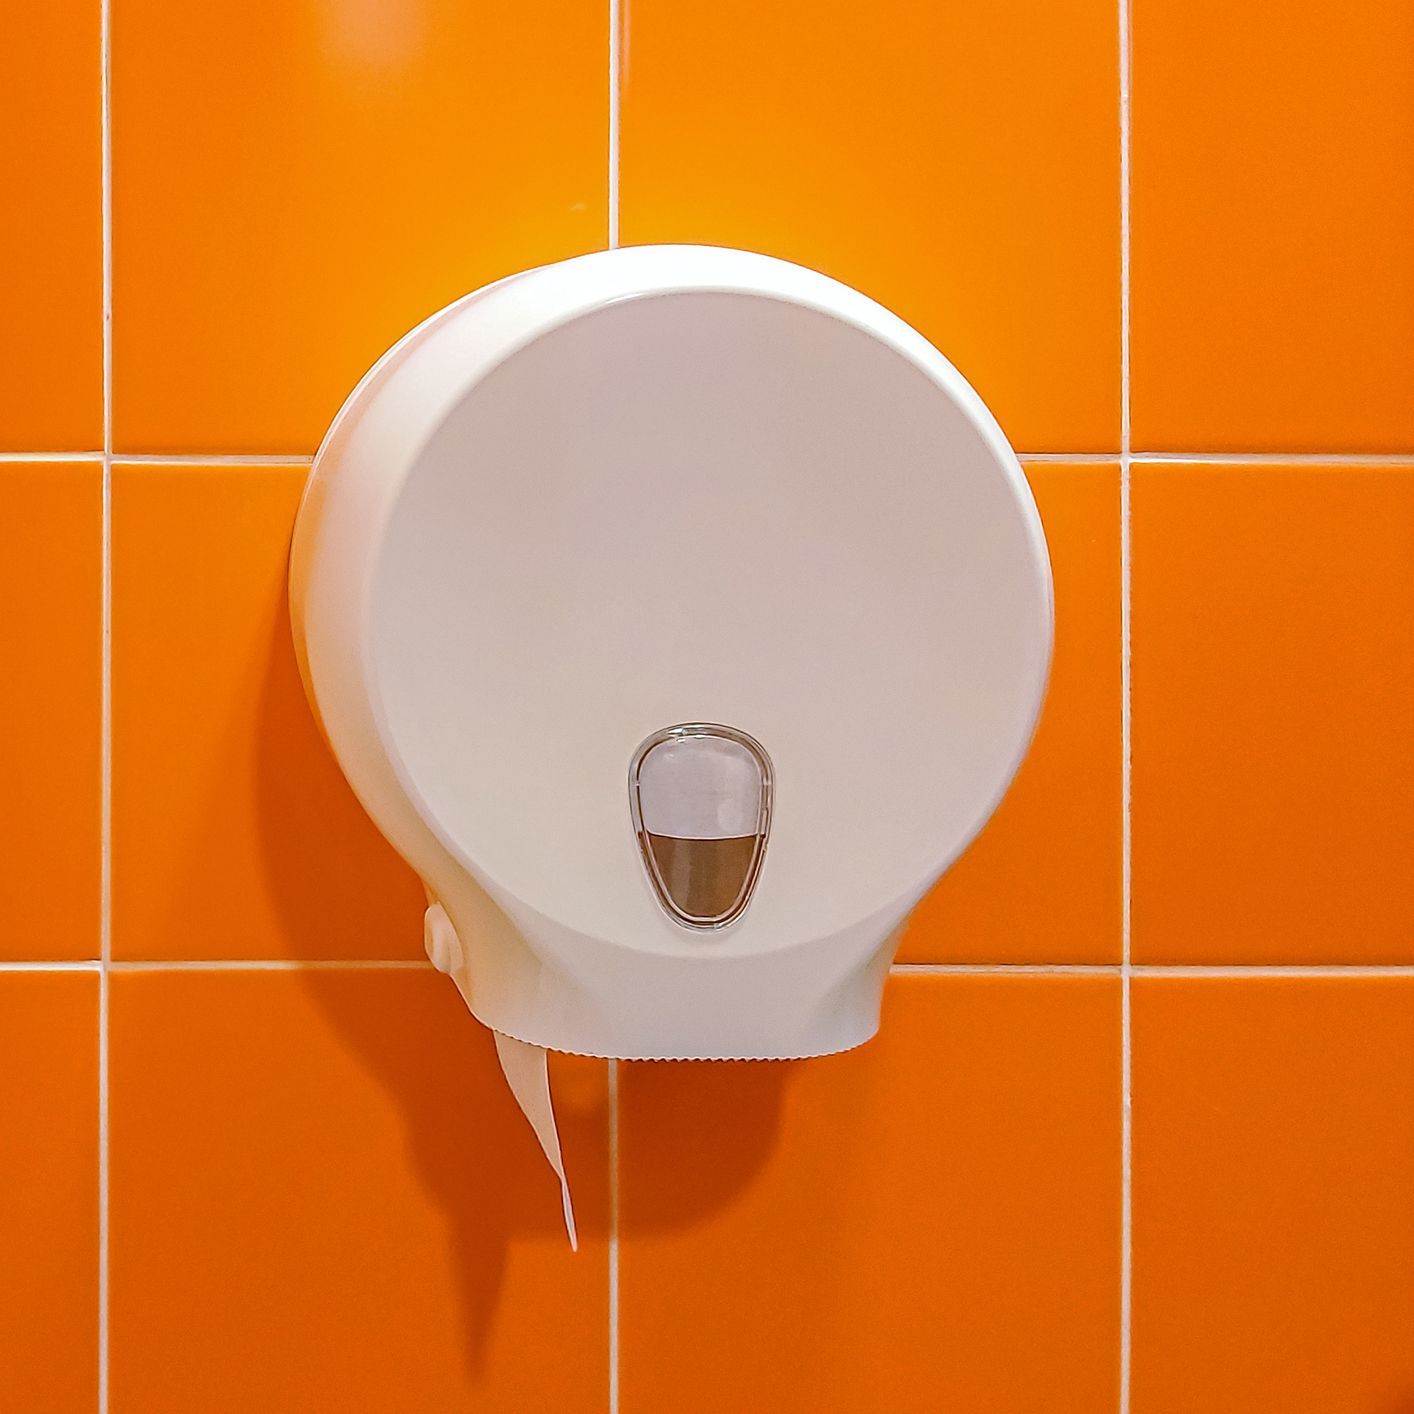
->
[629,724,773,929]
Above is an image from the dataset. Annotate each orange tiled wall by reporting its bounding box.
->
[2,0,1412,1409]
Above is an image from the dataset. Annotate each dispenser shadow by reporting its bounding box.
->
[616,1056,798,1240]
[250,601,788,1379]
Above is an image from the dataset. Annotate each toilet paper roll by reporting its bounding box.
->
[424,900,578,1249]
[493,1032,578,1251]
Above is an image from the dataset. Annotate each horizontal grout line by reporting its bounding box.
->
[111,454,314,466]
[106,958,432,972]
[899,967,1414,978]
[894,963,1414,978]
[2,959,1411,977]
[0,960,104,972]
[1128,965,1414,978]
[0,451,105,462]
[1017,453,1118,464]
[892,963,1119,974]
[0,959,431,973]
[2,452,1408,467]
[1131,452,1412,466]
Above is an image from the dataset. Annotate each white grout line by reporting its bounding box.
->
[110,453,314,466]
[607,0,620,253]
[1119,953,1132,1414]
[1118,0,1133,1403]
[4,959,1411,976]
[891,963,1120,975]
[1131,965,1414,978]
[607,8,622,1408]
[96,953,110,1414]
[893,964,1414,976]
[1130,452,1413,465]
[98,0,113,1403]
[0,451,106,462]
[0,960,104,973]
[106,958,433,972]
[2,450,1407,466]
[1017,453,1119,464]
[607,1058,620,1414]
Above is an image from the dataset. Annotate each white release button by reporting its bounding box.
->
[423,901,463,975]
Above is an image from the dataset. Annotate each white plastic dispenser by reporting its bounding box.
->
[289,245,1054,1244]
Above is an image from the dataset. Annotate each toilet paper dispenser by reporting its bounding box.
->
[289,245,1053,1244]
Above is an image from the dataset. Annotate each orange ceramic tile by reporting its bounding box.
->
[0,973,99,1412]
[1132,0,1414,451]
[0,463,101,959]
[112,0,605,454]
[111,464,425,959]
[0,3,102,449]
[110,969,608,1412]
[620,0,1120,453]
[901,463,1121,963]
[1132,978,1414,1411]
[620,974,1121,1414]
[1131,464,1414,962]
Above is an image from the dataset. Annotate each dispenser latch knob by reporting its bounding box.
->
[423,902,463,974]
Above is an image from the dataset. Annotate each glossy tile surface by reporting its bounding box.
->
[0,973,99,1412]
[0,2,102,449]
[901,463,1122,963]
[620,974,1121,1413]
[110,969,609,1412]
[1133,978,1414,1411]
[621,0,1121,453]
[0,463,101,959]
[1131,464,1414,962]
[111,464,424,958]
[8,0,1414,1405]
[1132,0,1414,450]
[112,0,606,453]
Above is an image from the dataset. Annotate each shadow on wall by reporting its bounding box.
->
[247,575,789,1378]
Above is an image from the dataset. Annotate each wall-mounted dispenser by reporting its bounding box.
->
[289,245,1053,1244]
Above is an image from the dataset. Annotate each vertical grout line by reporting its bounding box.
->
[1118,10,1132,464]
[98,0,113,1406]
[1117,0,1133,1407]
[607,1059,621,1414]
[606,10,622,1410]
[607,0,621,251]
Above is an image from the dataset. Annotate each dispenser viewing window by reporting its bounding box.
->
[629,724,773,929]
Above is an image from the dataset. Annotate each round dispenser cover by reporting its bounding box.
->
[342,246,1054,957]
